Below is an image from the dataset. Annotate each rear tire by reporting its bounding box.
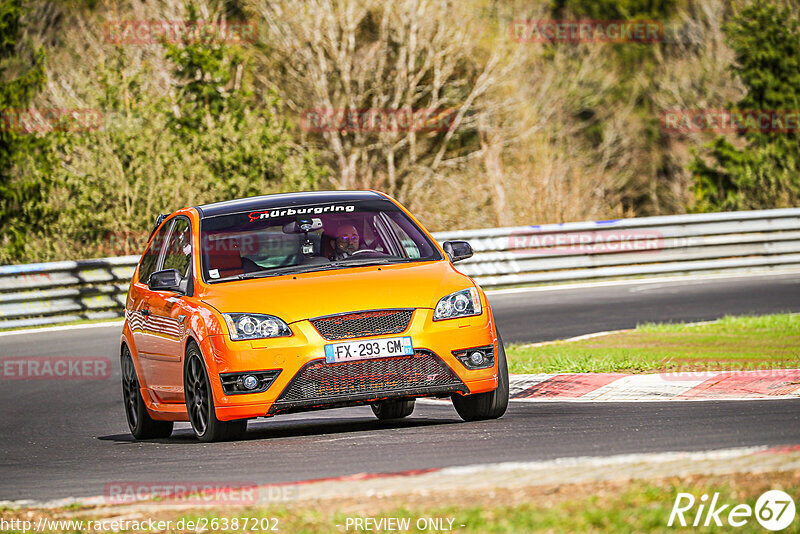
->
[452,333,509,422]
[184,343,247,442]
[371,399,415,420]
[121,346,173,440]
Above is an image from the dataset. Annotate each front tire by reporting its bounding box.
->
[121,346,173,440]
[184,343,247,442]
[451,333,509,422]
[371,399,415,420]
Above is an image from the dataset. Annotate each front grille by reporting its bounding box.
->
[271,351,464,410]
[310,309,413,341]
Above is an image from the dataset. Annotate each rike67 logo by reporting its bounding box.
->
[669,490,796,531]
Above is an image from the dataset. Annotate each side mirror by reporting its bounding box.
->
[148,269,183,292]
[443,240,473,263]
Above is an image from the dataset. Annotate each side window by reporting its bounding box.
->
[162,218,192,277]
[138,222,171,284]
[386,218,421,259]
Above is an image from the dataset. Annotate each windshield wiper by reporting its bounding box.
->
[236,263,340,280]
[327,257,400,268]
[232,257,405,281]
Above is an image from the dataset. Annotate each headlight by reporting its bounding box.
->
[223,313,292,340]
[433,288,482,321]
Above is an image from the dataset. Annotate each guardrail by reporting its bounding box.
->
[0,256,138,329]
[439,207,800,286]
[1,208,798,329]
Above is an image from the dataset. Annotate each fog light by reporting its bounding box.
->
[242,375,258,390]
[452,346,495,370]
[469,351,484,366]
[221,370,282,395]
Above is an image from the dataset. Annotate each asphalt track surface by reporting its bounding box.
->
[1,271,799,502]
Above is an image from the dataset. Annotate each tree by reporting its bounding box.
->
[551,0,678,20]
[11,1,327,261]
[0,0,48,260]
[690,0,800,211]
[251,0,519,201]
[163,3,325,202]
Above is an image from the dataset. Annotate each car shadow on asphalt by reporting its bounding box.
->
[97,415,462,444]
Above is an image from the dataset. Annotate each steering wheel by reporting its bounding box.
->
[350,248,381,256]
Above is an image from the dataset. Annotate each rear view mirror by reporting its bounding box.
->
[443,240,473,263]
[148,269,183,292]
[282,217,323,234]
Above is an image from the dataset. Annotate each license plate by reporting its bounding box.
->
[324,336,414,364]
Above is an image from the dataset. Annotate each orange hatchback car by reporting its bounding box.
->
[121,191,508,441]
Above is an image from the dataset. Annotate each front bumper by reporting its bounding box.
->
[207,307,498,421]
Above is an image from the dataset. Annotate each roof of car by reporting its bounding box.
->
[195,190,386,218]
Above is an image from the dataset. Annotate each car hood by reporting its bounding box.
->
[199,260,474,323]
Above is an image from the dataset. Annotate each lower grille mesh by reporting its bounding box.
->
[274,351,462,405]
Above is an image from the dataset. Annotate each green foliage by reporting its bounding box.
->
[38,54,179,258]
[690,0,800,211]
[2,0,799,263]
[162,4,324,202]
[0,2,326,263]
[725,0,800,116]
[164,4,246,133]
[0,0,49,260]
[546,0,683,215]
[551,0,679,19]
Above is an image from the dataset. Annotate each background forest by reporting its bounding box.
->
[1,0,798,263]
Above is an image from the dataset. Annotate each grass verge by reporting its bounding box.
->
[2,471,798,533]
[506,313,800,374]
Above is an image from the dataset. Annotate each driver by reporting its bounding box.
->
[333,224,360,259]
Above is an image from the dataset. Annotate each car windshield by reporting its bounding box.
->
[199,198,442,282]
